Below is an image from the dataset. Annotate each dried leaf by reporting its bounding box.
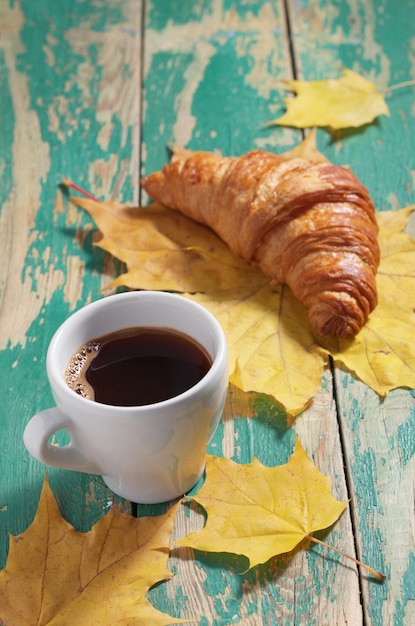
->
[280,128,330,163]
[174,438,348,570]
[69,194,328,415]
[269,68,390,129]
[320,206,415,393]
[68,190,415,415]
[0,478,186,625]
[73,198,266,294]
[187,287,328,415]
[64,131,415,415]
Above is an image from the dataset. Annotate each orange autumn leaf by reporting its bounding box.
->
[0,477,187,625]
[269,68,390,129]
[174,438,348,570]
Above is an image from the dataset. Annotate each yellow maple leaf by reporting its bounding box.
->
[72,196,267,294]
[174,438,348,570]
[68,194,328,415]
[67,184,415,416]
[0,477,187,625]
[280,127,330,163]
[318,207,415,393]
[186,287,328,415]
[269,68,390,129]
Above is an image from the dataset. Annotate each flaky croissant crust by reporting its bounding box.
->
[141,148,380,338]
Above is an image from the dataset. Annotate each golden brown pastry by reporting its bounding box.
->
[141,147,380,338]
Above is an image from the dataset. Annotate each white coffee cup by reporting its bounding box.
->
[23,291,228,503]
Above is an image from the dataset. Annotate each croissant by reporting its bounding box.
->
[141,147,380,338]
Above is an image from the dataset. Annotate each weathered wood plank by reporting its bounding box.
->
[1,0,413,624]
[140,0,298,180]
[144,377,362,624]
[141,1,363,623]
[0,0,141,568]
[335,379,415,625]
[288,0,415,623]
[287,0,415,210]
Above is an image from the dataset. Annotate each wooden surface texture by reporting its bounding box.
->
[1,1,414,624]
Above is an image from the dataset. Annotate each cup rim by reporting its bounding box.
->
[47,291,228,413]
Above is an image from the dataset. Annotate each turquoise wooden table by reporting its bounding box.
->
[1,1,415,624]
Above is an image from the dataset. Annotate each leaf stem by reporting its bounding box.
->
[384,79,415,94]
[62,178,100,202]
[309,535,386,582]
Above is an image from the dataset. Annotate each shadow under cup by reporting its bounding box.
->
[23,291,229,503]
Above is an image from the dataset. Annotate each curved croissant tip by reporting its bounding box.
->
[320,318,361,339]
[309,302,365,339]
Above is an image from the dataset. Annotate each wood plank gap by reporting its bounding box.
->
[138,0,147,204]
[282,0,299,80]
[330,357,367,622]
[282,0,308,150]
[131,501,138,518]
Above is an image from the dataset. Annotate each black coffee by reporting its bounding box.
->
[65,327,212,406]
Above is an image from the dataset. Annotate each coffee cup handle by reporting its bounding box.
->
[23,408,101,474]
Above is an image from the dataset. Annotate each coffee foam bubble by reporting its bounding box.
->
[65,340,100,400]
